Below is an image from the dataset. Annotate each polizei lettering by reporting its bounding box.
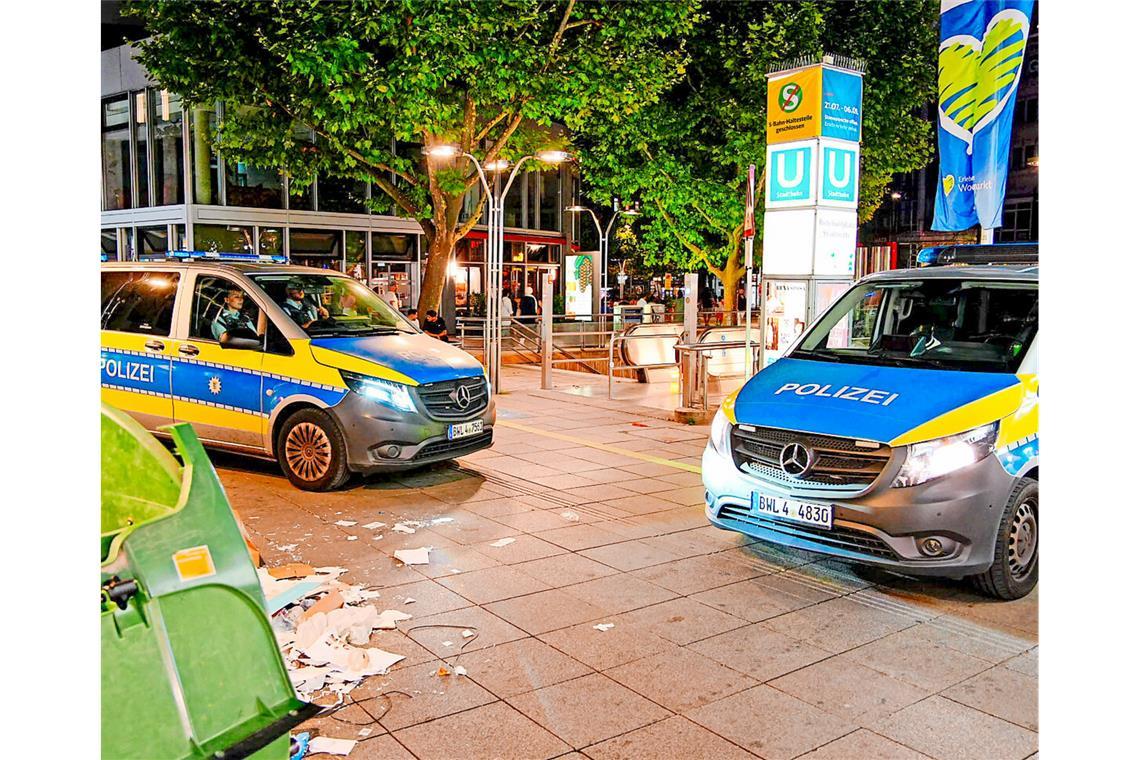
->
[774,382,898,406]
[101,357,156,384]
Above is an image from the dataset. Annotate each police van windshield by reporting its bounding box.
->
[250,273,417,337]
[790,278,1037,374]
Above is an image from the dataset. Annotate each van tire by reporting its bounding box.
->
[970,478,1038,600]
[275,408,350,492]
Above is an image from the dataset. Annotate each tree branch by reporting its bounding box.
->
[653,199,724,278]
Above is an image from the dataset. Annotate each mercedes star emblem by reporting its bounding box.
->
[779,442,814,478]
[451,384,474,409]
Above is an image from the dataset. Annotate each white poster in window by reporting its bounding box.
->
[813,208,857,276]
[763,280,808,367]
[565,255,593,319]
[761,208,815,276]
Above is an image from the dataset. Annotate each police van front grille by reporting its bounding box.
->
[731,425,891,487]
[717,502,898,560]
[413,431,493,460]
[415,376,489,420]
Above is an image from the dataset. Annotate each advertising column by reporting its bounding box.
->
[760,61,864,367]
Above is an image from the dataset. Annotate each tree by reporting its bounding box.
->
[575,0,938,309]
[130,0,698,314]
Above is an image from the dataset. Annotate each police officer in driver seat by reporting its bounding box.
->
[283,279,329,329]
[212,288,258,341]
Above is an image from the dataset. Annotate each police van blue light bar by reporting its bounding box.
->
[138,250,290,264]
[917,243,1037,268]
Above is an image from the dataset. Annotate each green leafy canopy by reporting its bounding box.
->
[574,0,939,294]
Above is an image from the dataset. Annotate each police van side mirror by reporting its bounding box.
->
[220,334,262,351]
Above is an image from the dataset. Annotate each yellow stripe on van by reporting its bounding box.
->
[309,345,418,386]
[101,387,170,418]
[889,383,1024,447]
[721,388,741,425]
[996,374,1038,449]
[173,402,264,433]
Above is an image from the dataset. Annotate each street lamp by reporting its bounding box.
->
[565,200,639,313]
[424,143,571,394]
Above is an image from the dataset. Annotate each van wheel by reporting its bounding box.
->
[970,478,1038,600]
[276,408,350,492]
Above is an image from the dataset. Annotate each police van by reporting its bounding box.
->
[703,245,1038,599]
[100,254,494,491]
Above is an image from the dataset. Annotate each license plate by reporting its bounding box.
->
[751,491,833,529]
[448,420,484,440]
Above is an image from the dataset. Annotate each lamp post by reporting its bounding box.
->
[424,145,570,394]
[565,200,638,314]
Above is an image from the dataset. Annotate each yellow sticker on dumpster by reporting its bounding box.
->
[173,545,217,582]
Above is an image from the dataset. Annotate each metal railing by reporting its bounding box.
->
[675,340,761,410]
[607,331,685,401]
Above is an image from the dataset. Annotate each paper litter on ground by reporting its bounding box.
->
[461,629,474,638]
[454,665,467,676]
[442,640,454,647]
[489,537,515,548]
[257,565,407,701]
[431,517,455,524]
[393,547,431,565]
[275,543,298,552]
[403,597,416,604]
[346,536,358,541]
[307,736,356,756]
[268,563,314,580]
[392,522,417,534]
[334,520,357,527]
[362,521,386,530]
[561,511,580,521]
[593,623,615,631]
[357,727,373,738]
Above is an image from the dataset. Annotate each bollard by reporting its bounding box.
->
[541,272,554,389]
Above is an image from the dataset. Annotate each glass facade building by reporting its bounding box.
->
[101,43,580,311]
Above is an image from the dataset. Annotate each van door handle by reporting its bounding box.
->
[144,340,165,352]
[178,344,200,357]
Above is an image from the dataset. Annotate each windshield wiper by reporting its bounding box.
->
[790,349,843,363]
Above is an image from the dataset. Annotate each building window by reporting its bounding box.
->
[102,96,132,210]
[101,229,119,261]
[538,170,561,232]
[138,226,170,256]
[150,90,184,206]
[346,231,366,279]
[290,228,342,270]
[371,233,414,260]
[257,227,283,255]
[191,106,220,204]
[318,175,367,213]
[503,173,526,228]
[195,224,254,253]
[226,161,284,208]
[134,92,151,207]
[997,200,1034,242]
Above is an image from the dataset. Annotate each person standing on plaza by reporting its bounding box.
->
[422,309,449,342]
[381,282,401,311]
[518,286,539,324]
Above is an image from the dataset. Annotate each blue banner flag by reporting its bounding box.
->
[933,0,1034,231]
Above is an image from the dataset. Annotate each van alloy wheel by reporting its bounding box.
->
[1007,496,1038,580]
[284,421,332,481]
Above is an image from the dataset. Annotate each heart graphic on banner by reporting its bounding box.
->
[937,9,1029,155]
[942,174,955,196]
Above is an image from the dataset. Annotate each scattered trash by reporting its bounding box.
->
[461,629,474,638]
[631,422,650,427]
[258,565,408,700]
[393,523,416,534]
[431,517,455,525]
[376,609,412,630]
[454,665,468,677]
[357,727,373,738]
[437,666,450,677]
[269,563,314,580]
[334,520,357,527]
[560,511,580,522]
[290,732,310,760]
[442,640,454,647]
[308,736,356,756]
[394,547,431,565]
[403,597,416,604]
[489,537,516,548]
[346,536,359,542]
[450,568,461,573]
[371,534,384,540]
[276,543,299,552]
[593,623,615,632]
[362,521,386,530]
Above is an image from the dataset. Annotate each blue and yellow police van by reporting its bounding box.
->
[703,245,1038,599]
[100,253,494,491]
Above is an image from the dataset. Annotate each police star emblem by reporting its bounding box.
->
[208,376,222,395]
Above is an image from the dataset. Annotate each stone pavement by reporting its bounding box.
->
[220,366,1038,760]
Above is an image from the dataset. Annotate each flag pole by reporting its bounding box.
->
[743,164,756,378]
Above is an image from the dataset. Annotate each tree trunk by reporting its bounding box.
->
[417,232,455,321]
[716,254,745,324]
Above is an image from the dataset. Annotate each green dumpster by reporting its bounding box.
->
[101,404,317,759]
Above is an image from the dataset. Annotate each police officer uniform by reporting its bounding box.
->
[211,307,257,341]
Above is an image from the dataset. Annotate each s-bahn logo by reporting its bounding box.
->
[779,82,804,113]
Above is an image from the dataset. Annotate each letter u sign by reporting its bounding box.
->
[769,146,812,202]
[821,145,859,205]
[777,151,804,187]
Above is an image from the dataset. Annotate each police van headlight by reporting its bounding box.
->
[709,408,733,457]
[342,371,416,413]
[893,422,998,488]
